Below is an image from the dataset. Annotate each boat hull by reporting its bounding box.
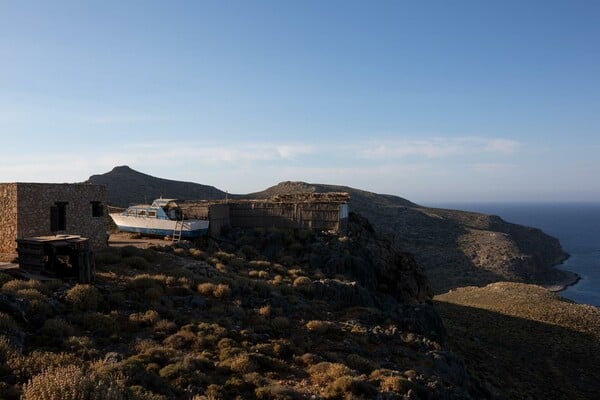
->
[110,213,209,238]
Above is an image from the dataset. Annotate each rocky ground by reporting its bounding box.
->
[0,214,491,399]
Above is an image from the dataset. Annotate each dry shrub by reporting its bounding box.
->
[163,330,197,350]
[379,375,411,393]
[65,336,98,359]
[0,336,17,363]
[226,353,258,373]
[8,351,79,381]
[189,248,207,260]
[322,376,377,399]
[197,282,231,298]
[21,364,125,400]
[127,386,168,400]
[249,260,271,269]
[214,262,227,273]
[129,310,160,326]
[292,277,311,287]
[197,282,215,296]
[345,353,377,373]
[258,271,269,279]
[258,305,271,317]
[248,270,260,278]
[295,353,320,366]
[79,312,119,336]
[307,362,353,386]
[158,362,185,380]
[66,284,102,311]
[126,274,167,293]
[255,384,300,400]
[287,269,304,278]
[214,251,235,263]
[2,279,49,296]
[173,248,187,257]
[305,320,333,334]
[153,319,177,335]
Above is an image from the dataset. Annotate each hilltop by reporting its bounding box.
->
[89,167,571,293]
[88,166,227,207]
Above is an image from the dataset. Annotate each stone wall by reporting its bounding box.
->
[15,183,108,251]
[0,184,18,256]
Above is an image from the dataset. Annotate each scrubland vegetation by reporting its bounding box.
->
[0,219,481,399]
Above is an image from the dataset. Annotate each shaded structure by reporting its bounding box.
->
[16,235,95,283]
[0,183,107,258]
[179,192,350,236]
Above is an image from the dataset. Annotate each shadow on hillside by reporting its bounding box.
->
[433,300,600,400]
[353,204,506,293]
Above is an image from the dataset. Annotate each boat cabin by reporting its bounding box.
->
[125,199,185,221]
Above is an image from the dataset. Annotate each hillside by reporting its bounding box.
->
[252,182,570,294]
[88,166,227,207]
[435,283,600,399]
[0,215,491,399]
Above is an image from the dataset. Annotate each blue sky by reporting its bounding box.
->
[1,0,599,202]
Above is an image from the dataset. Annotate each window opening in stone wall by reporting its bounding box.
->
[91,201,104,217]
[51,202,68,232]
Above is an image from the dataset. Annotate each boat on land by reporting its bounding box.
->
[109,199,208,239]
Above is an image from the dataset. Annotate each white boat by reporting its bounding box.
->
[109,199,209,238]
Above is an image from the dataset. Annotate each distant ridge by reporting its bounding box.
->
[87,166,227,207]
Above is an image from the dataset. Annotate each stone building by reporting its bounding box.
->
[0,183,107,256]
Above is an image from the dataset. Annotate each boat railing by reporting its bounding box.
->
[107,205,126,214]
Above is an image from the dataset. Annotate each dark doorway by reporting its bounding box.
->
[50,201,68,232]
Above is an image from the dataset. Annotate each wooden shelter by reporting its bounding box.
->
[16,235,95,283]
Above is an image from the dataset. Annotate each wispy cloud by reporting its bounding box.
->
[358,137,520,159]
[471,163,515,173]
[483,139,519,154]
[92,115,165,124]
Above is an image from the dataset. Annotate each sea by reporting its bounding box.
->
[424,202,600,307]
